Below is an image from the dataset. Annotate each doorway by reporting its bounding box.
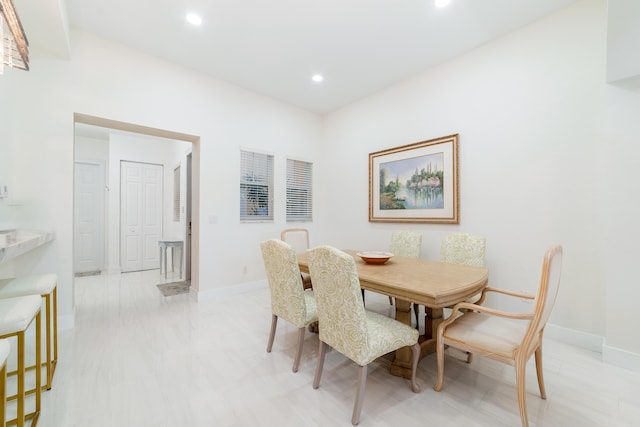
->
[73,114,199,292]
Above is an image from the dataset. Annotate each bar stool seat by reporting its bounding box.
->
[0,274,57,391]
[0,296,42,427]
[1,339,10,427]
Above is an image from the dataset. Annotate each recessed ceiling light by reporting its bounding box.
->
[312,74,324,83]
[434,0,451,8]
[186,13,202,26]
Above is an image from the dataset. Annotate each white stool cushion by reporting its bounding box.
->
[0,338,9,365]
[0,273,57,298]
[0,295,42,335]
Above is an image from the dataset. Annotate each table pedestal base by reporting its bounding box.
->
[390,299,443,379]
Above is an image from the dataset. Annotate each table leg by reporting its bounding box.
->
[390,299,415,378]
[170,246,175,274]
[179,243,183,280]
[390,301,444,379]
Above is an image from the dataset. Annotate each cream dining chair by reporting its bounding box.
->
[260,238,318,373]
[389,231,422,328]
[434,244,563,427]
[280,228,312,289]
[308,245,421,426]
[439,232,487,361]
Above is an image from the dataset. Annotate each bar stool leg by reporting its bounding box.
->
[43,293,53,390]
[52,286,58,380]
[11,313,41,427]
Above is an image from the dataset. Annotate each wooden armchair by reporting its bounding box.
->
[434,244,563,427]
[281,228,312,289]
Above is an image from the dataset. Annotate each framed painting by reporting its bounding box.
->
[369,134,459,224]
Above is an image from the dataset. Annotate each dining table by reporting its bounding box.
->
[297,249,489,379]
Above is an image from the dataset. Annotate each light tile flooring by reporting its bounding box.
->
[14,270,639,426]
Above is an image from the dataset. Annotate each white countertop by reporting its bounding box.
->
[0,229,56,264]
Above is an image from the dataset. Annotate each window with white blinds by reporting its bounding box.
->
[173,166,181,221]
[286,159,312,222]
[240,150,274,221]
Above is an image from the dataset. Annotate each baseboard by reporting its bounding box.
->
[603,341,640,373]
[545,323,604,353]
[193,279,268,302]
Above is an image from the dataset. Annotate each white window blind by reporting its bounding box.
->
[173,166,181,221]
[286,159,312,222]
[240,150,274,221]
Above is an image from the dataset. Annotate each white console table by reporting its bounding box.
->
[158,240,183,279]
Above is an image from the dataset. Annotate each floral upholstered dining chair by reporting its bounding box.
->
[308,245,421,426]
[389,230,422,258]
[260,239,318,373]
[439,232,487,362]
[389,230,423,327]
[440,232,486,270]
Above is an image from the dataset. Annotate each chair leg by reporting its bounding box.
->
[352,364,368,426]
[410,343,421,393]
[266,315,278,353]
[292,327,306,373]
[434,334,445,392]
[313,341,328,389]
[515,357,529,427]
[535,346,547,399]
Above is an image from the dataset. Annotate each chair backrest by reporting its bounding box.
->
[440,233,486,267]
[280,228,310,255]
[389,231,422,258]
[260,239,308,327]
[523,244,563,354]
[307,245,369,364]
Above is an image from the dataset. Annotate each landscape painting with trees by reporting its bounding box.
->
[369,134,458,224]
[379,153,444,210]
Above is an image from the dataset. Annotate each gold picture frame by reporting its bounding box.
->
[369,134,459,224]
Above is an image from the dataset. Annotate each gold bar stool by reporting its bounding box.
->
[0,296,42,427]
[1,339,9,427]
[0,274,57,391]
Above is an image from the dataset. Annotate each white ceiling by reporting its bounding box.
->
[19,0,578,115]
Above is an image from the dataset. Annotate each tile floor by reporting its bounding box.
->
[8,269,640,426]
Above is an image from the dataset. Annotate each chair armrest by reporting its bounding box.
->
[439,301,534,331]
[476,286,535,305]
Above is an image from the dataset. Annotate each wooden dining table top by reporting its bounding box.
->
[297,249,489,309]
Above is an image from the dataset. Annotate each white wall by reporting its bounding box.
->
[0,28,322,329]
[321,0,610,351]
[604,82,640,360]
[604,2,640,362]
[607,0,640,83]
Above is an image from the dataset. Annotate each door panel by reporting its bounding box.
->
[121,161,163,272]
[74,162,105,274]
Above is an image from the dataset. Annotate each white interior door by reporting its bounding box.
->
[120,161,163,272]
[74,161,105,274]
